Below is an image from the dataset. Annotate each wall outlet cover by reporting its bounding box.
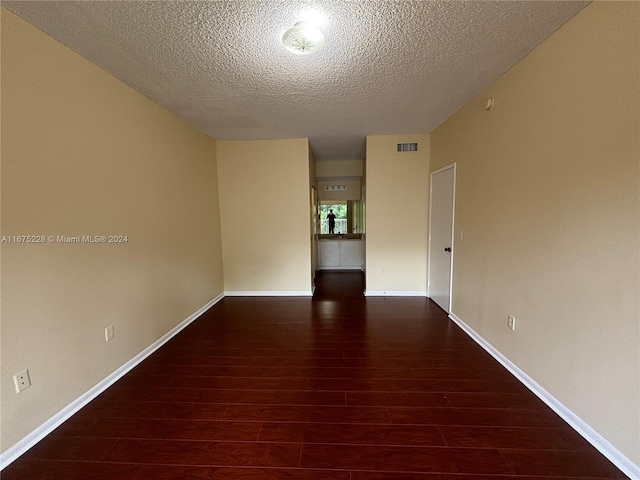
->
[105,325,115,342]
[14,369,31,393]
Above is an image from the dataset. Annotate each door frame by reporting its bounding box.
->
[310,186,318,289]
[427,163,457,313]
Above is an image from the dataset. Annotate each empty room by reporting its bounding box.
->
[1,1,638,479]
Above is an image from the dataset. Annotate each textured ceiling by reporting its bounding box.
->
[3,1,588,161]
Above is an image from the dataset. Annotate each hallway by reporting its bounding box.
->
[3,272,627,478]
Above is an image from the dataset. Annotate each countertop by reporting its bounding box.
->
[318,234,362,240]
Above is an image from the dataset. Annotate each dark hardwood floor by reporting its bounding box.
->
[3,271,628,479]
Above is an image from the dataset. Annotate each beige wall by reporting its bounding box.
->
[365,134,430,293]
[316,159,363,202]
[1,8,224,454]
[317,179,361,201]
[316,159,363,178]
[309,146,318,287]
[431,2,639,464]
[361,158,367,271]
[217,139,312,294]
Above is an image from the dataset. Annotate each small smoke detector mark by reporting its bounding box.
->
[324,185,347,191]
[397,143,418,152]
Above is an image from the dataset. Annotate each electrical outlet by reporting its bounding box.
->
[380,267,385,274]
[105,325,114,342]
[14,369,31,393]
[507,315,516,331]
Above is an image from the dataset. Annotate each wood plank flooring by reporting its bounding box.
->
[3,271,628,479]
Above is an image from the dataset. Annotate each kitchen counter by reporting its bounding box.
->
[318,233,362,240]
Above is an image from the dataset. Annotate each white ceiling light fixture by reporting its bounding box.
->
[299,8,327,28]
[281,21,325,55]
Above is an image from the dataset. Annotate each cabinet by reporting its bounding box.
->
[318,239,363,270]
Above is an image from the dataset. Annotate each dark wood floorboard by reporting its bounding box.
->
[2,271,628,479]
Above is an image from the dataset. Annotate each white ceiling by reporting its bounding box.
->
[3,1,588,162]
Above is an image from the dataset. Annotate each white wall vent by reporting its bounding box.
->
[397,143,418,152]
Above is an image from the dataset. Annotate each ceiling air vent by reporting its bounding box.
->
[397,143,418,152]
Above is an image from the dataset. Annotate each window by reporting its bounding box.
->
[320,202,347,234]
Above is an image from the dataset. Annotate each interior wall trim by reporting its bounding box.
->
[364,290,427,297]
[224,291,313,296]
[0,292,225,471]
[448,311,640,480]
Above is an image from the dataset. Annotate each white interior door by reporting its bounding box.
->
[428,165,456,312]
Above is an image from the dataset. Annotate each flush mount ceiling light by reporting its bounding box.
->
[281,21,325,55]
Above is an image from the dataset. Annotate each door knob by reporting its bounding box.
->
[444,247,452,252]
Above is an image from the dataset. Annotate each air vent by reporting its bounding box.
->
[397,143,418,152]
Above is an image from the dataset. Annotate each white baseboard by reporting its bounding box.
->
[448,311,640,480]
[224,291,312,296]
[364,290,427,297]
[0,292,225,471]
